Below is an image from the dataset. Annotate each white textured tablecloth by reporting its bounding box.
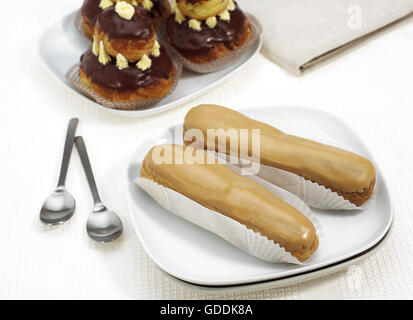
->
[0,0,413,299]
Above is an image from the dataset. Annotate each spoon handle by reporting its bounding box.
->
[75,136,102,205]
[57,118,79,187]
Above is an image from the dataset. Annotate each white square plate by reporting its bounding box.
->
[38,11,262,118]
[126,106,392,288]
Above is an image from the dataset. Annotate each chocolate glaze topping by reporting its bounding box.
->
[80,47,173,91]
[97,6,154,40]
[81,0,169,28]
[81,0,102,27]
[166,3,246,57]
[150,0,171,19]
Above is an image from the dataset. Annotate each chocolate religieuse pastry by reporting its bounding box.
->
[80,0,171,39]
[79,2,175,102]
[166,0,252,63]
[183,105,376,207]
[140,144,319,262]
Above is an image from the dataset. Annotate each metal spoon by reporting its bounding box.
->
[75,136,123,242]
[40,118,79,225]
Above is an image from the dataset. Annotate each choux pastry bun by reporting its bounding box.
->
[79,46,175,102]
[78,1,176,104]
[176,0,229,20]
[94,4,156,62]
[80,0,171,39]
[166,0,252,64]
[81,0,102,39]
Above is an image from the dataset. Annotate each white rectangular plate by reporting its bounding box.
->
[126,106,392,288]
[38,11,263,117]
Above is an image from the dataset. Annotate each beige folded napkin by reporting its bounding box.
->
[240,0,413,75]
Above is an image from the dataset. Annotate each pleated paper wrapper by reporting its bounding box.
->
[216,152,376,211]
[136,164,323,265]
[158,13,262,73]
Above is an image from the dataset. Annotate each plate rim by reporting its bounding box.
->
[127,106,393,286]
[156,225,391,292]
[38,10,263,118]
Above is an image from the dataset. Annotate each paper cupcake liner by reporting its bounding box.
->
[136,164,323,265]
[216,152,376,211]
[65,48,183,111]
[158,13,262,74]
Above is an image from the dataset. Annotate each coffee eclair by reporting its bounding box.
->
[141,144,319,262]
[183,105,376,207]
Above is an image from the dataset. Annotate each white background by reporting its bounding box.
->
[0,0,412,299]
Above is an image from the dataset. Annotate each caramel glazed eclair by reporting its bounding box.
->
[141,144,319,262]
[80,0,171,39]
[183,105,376,207]
[79,2,176,102]
[166,0,252,63]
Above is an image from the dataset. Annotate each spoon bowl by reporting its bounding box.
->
[86,204,123,242]
[40,187,76,225]
[40,118,78,225]
[75,136,123,242]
